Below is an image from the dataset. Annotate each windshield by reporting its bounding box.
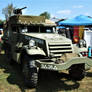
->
[20,26,56,33]
[40,26,55,33]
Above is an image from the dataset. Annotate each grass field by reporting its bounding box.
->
[0,52,92,92]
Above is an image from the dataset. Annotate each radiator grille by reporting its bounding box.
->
[49,43,72,57]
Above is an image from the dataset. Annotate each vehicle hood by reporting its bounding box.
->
[22,33,72,43]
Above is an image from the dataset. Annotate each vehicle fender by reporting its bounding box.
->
[23,46,46,56]
[36,57,92,71]
[62,57,92,70]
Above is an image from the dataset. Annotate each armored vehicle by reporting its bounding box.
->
[2,15,92,87]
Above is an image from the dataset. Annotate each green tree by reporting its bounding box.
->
[2,3,15,20]
[40,12,50,19]
[0,20,3,24]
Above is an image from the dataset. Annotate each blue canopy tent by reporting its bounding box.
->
[59,15,92,26]
[58,15,92,43]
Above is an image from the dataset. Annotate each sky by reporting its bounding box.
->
[0,0,92,20]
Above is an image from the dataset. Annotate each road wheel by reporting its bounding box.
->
[69,64,85,80]
[22,55,38,88]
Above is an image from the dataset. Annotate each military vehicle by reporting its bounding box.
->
[2,13,92,87]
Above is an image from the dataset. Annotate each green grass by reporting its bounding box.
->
[0,53,92,92]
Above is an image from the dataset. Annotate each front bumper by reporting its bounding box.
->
[35,57,92,71]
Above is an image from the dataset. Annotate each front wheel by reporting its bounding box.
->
[69,64,85,80]
[22,55,38,88]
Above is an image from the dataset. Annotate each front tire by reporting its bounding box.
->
[69,64,85,80]
[22,55,38,88]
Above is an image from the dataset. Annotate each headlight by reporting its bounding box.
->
[29,40,35,47]
[79,40,86,48]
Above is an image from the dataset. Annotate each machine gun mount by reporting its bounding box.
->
[13,7,27,15]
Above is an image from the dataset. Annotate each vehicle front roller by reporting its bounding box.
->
[69,64,85,80]
[22,55,38,88]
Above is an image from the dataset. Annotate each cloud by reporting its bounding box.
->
[51,14,55,18]
[22,9,31,15]
[22,9,27,14]
[73,5,84,8]
[50,14,56,18]
[84,12,90,16]
[57,10,72,15]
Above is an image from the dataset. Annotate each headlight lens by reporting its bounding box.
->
[79,40,86,48]
[29,40,35,47]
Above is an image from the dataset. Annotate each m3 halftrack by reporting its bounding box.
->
[2,14,92,87]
